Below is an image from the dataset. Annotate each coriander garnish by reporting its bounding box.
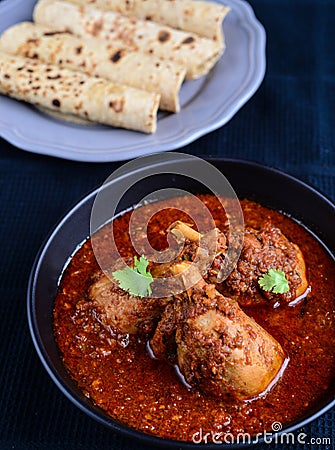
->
[258,268,290,294]
[112,255,153,298]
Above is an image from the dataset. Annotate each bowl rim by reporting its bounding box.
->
[27,156,335,449]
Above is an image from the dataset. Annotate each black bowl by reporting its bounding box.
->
[27,156,335,449]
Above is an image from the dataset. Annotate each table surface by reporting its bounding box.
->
[0,0,334,449]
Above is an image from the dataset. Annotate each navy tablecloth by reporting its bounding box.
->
[0,0,334,449]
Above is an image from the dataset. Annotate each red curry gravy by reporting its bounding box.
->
[54,196,335,441]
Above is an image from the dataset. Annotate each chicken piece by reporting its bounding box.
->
[169,221,309,306]
[168,220,227,282]
[149,302,177,361]
[88,270,169,335]
[222,223,309,306]
[160,263,286,401]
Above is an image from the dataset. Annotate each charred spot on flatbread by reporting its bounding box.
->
[27,38,39,44]
[110,50,123,63]
[52,99,61,107]
[43,30,69,37]
[47,75,62,80]
[90,19,104,37]
[158,30,170,43]
[182,36,195,44]
[109,98,125,113]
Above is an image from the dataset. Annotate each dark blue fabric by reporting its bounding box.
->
[0,0,334,449]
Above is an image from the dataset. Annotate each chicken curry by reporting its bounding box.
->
[54,195,335,441]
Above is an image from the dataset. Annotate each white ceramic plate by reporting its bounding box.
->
[0,0,266,162]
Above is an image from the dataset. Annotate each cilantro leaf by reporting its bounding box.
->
[112,255,153,298]
[258,268,290,294]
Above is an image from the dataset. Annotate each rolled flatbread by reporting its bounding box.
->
[0,22,185,112]
[67,0,230,43]
[0,52,159,133]
[33,0,224,80]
